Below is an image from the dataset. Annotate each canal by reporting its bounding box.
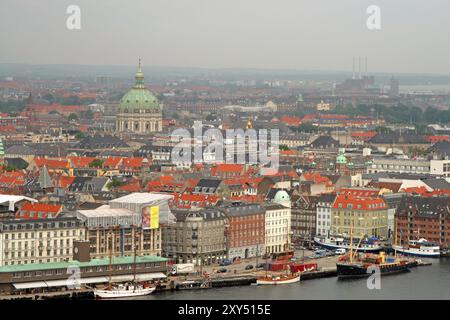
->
[140,258,450,300]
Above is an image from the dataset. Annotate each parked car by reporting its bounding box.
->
[217,268,227,273]
[256,263,266,269]
[219,259,232,266]
[335,248,346,255]
[245,264,254,270]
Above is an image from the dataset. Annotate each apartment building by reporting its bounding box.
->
[0,217,85,266]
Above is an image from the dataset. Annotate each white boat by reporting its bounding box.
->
[314,236,382,252]
[94,283,155,299]
[256,274,300,285]
[392,238,441,258]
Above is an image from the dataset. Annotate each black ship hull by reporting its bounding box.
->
[336,263,410,279]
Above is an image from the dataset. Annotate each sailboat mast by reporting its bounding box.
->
[394,218,398,259]
[108,232,113,289]
[133,226,137,283]
[349,225,353,264]
[265,250,268,278]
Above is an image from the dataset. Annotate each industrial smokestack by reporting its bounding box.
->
[358,56,361,79]
[365,56,368,77]
[352,57,355,79]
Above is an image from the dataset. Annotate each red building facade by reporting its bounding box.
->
[395,196,450,248]
[221,203,265,260]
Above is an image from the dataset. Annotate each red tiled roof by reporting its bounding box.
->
[0,124,17,132]
[302,172,332,185]
[332,194,387,210]
[170,193,221,208]
[339,188,380,197]
[426,135,449,143]
[16,202,62,219]
[351,131,377,139]
[118,180,142,192]
[211,164,244,175]
[54,176,75,188]
[280,116,301,126]
[34,158,70,169]
[68,156,96,168]
[280,149,298,156]
[121,157,145,168]
[103,156,123,168]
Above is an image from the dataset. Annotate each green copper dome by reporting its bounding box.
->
[274,190,290,203]
[336,153,347,164]
[119,59,160,112]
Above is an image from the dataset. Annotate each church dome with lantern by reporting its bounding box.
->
[116,59,163,133]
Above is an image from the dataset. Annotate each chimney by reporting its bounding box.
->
[365,56,368,77]
[352,57,355,79]
[358,56,362,79]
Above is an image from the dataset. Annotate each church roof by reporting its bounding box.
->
[118,59,160,112]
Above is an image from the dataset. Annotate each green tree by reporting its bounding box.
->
[75,132,86,139]
[89,159,104,168]
[68,113,78,122]
[106,177,126,190]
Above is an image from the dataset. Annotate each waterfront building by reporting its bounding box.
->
[263,190,292,254]
[161,208,227,265]
[331,194,389,238]
[0,255,167,295]
[116,59,163,134]
[291,195,319,241]
[315,193,336,237]
[0,217,85,266]
[221,203,265,260]
[395,196,450,249]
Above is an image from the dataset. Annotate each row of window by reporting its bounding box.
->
[5,248,71,259]
[4,230,83,240]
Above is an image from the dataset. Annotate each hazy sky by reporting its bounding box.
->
[1,0,449,74]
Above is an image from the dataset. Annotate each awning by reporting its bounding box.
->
[44,279,79,288]
[80,276,109,284]
[110,272,167,283]
[136,272,167,281]
[13,281,47,290]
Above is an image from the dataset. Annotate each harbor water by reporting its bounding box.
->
[139,258,450,300]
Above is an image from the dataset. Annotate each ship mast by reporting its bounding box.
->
[349,225,353,264]
[133,225,138,284]
[394,218,398,259]
[108,232,113,289]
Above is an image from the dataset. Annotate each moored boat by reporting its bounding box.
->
[314,235,382,253]
[256,274,300,285]
[336,252,410,279]
[94,283,155,299]
[392,238,441,258]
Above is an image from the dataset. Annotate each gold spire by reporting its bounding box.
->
[134,57,145,88]
[246,116,253,129]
